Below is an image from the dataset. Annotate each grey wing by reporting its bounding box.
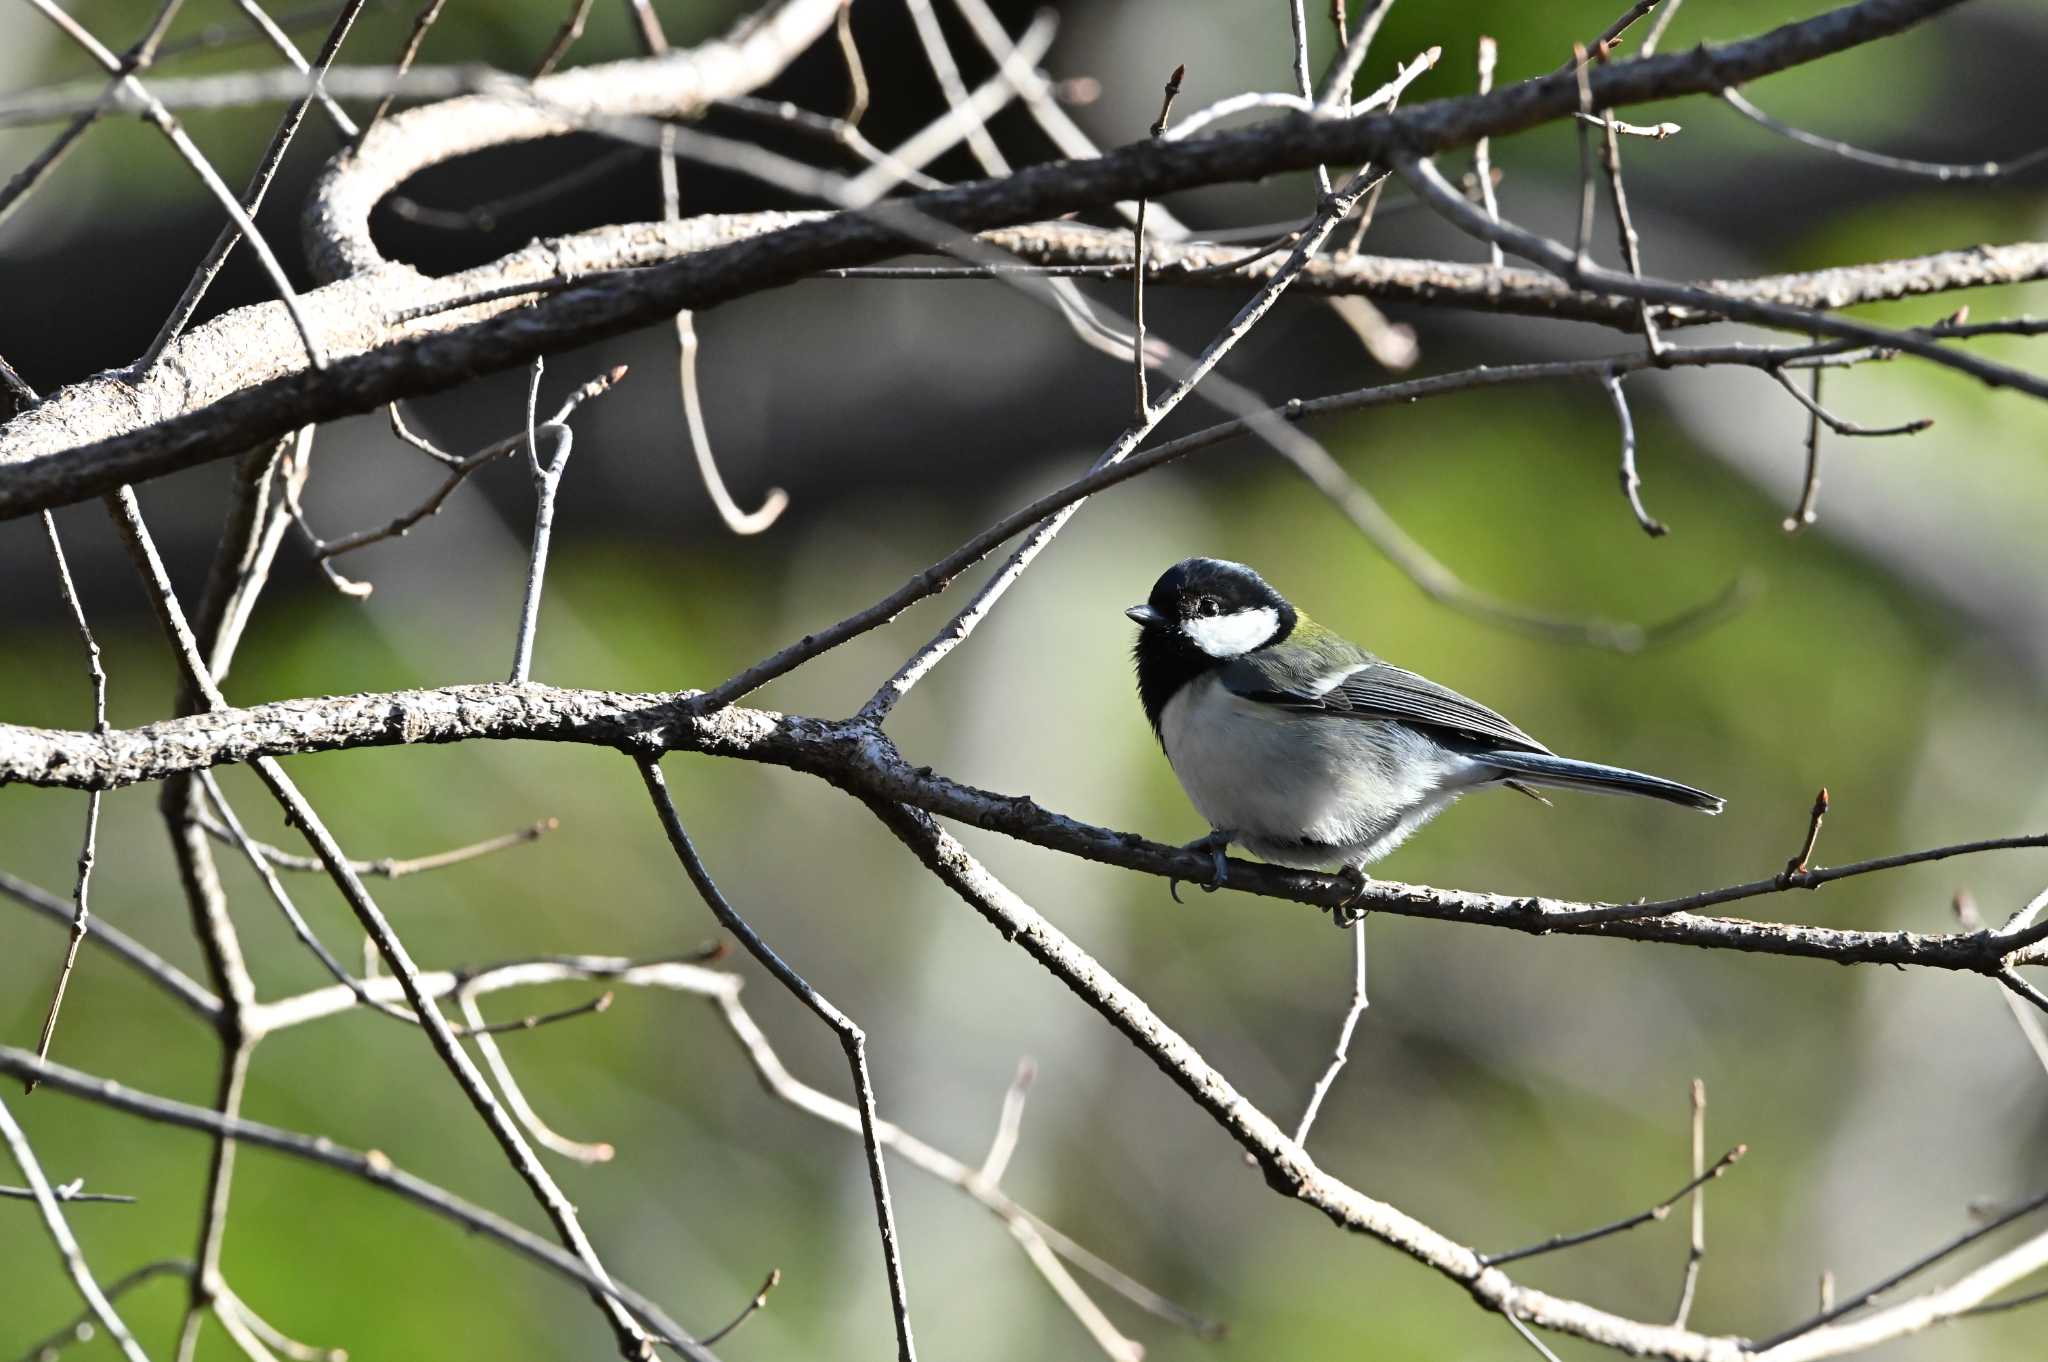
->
[1220,658,1550,754]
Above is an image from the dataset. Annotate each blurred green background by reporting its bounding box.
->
[6,0,2048,1359]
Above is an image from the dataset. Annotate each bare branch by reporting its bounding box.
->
[5,0,2011,516]
[978,1058,1037,1185]
[0,1093,151,1362]
[1474,35,1504,267]
[1723,86,2048,182]
[1753,1189,2048,1352]
[138,0,371,372]
[1603,371,1667,536]
[1482,1145,1745,1268]
[637,757,917,1361]
[360,0,449,139]
[27,506,110,1089]
[19,1261,193,1362]
[1767,365,1934,437]
[1,869,221,1022]
[27,0,327,370]
[532,0,595,78]
[1291,919,1369,1146]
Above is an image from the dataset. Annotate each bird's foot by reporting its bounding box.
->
[1168,830,1234,903]
[1333,865,1371,927]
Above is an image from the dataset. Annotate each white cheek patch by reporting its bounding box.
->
[1185,606,1279,658]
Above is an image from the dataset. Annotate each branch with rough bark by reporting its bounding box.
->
[0,0,2028,520]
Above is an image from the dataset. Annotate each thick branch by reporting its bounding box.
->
[0,0,1990,519]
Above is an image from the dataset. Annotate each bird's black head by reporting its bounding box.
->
[1126,558,1297,735]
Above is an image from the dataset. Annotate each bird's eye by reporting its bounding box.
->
[1195,596,1221,617]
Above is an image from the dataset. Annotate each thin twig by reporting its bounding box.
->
[1959,1283,2048,1318]
[1,869,220,1022]
[1754,1187,2048,1349]
[1287,0,1332,195]
[1315,0,1397,110]
[1291,919,1368,1146]
[360,0,448,140]
[456,981,617,1164]
[637,757,918,1361]
[1506,1312,1566,1362]
[1482,1143,1745,1267]
[1393,150,2048,400]
[700,1270,780,1348]
[1603,370,1667,537]
[675,311,787,534]
[978,1058,1037,1185]
[28,508,109,1090]
[902,0,1004,174]
[389,147,644,231]
[1571,45,1598,276]
[531,0,595,77]
[198,810,558,877]
[836,9,1056,204]
[1593,46,1662,352]
[1641,0,1686,55]
[0,1094,151,1362]
[654,89,786,538]
[856,161,1390,722]
[200,770,598,1036]
[0,1179,137,1204]
[1787,358,1826,531]
[1577,112,1682,138]
[279,427,374,598]
[213,1280,347,1362]
[1954,894,2048,1079]
[1723,87,2048,182]
[510,359,573,685]
[138,0,369,371]
[28,0,327,370]
[1557,0,1665,73]
[18,1260,193,1362]
[0,0,186,230]
[1671,1079,1710,1327]
[324,368,626,560]
[834,0,867,127]
[197,769,437,1029]
[1474,36,1503,268]
[1768,365,1934,437]
[227,0,360,137]
[1132,64,1185,421]
[1781,789,1830,883]
[1998,969,2048,1018]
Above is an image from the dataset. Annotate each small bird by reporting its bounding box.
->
[1126,557,1722,888]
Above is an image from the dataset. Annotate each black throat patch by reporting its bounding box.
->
[1133,627,1217,740]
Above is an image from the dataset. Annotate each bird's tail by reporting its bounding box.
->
[1479,750,1724,814]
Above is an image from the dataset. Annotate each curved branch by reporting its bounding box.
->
[0,0,1994,519]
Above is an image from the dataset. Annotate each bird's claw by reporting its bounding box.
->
[1169,831,1233,903]
[1333,865,1371,927]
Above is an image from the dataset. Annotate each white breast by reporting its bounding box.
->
[1158,673,1490,869]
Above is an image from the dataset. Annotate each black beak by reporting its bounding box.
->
[1125,604,1165,627]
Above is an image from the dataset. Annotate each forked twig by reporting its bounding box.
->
[638,757,917,1362]
[1481,1140,1746,1268]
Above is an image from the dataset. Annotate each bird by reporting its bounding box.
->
[1126,557,1722,891]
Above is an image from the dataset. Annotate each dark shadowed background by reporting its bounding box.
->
[4,1,2048,1358]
